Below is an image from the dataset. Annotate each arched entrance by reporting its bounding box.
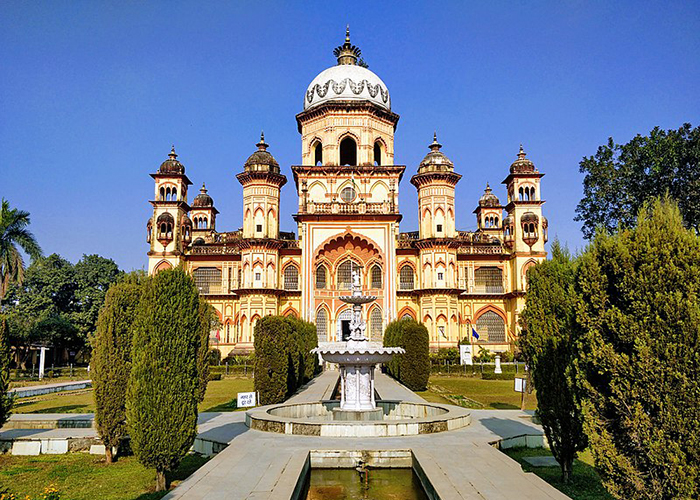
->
[336,308,352,342]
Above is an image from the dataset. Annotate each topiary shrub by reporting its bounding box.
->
[254,316,291,405]
[383,318,430,391]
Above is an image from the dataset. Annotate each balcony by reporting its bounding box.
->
[303,200,394,215]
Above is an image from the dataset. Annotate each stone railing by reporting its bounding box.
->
[189,246,241,255]
[305,201,392,215]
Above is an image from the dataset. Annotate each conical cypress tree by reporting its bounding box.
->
[0,315,13,426]
[92,275,142,463]
[127,268,204,491]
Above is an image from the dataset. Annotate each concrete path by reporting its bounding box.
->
[10,380,92,398]
[163,375,569,500]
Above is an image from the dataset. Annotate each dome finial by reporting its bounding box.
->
[169,145,177,159]
[200,182,207,193]
[429,132,442,152]
[256,131,269,151]
[518,144,526,159]
[334,26,361,65]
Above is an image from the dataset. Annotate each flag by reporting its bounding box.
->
[472,328,479,340]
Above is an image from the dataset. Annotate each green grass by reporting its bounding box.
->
[503,447,612,500]
[12,377,255,414]
[414,376,538,410]
[0,453,208,500]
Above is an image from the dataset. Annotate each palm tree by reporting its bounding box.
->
[0,199,43,302]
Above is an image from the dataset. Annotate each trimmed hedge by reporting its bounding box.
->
[383,318,430,391]
[253,315,319,405]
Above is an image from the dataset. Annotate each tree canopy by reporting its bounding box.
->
[575,123,700,239]
[573,198,700,499]
[520,241,587,482]
[0,199,42,302]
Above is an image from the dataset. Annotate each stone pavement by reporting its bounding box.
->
[163,374,569,500]
[10,380,92,398]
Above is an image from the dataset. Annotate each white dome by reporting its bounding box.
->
[304,64,391,111]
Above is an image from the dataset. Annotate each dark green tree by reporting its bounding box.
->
[254,316,293,405]
[0,199,42,303]
[196,302,218,403]
[73,254,122,343]
[576,123,700,239]
[92,275,143,463]
[520,241,587,482]
[127,268,206,491]
[0,316,13,426]
[383,318,429,391]
[574,198,700,499]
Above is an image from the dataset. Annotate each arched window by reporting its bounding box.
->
[370,308,383,342]
[476,311,506,342]
[316,308,328,343]
[337,260,355,290]
[474,267,504,293]
[518,187,524,201]
[159,187,165,201]
[157,213,174,240]
[314,142,323,165]
[371,265,382,289]
[193,267,222,294]
[401,313,413,320]
[373,142,382,166]
[399,265,415,290]
[339,136,357,166]
[316,264,327,289]
[203,217,208,229]
[283,265,299,290]
[172,188,177,201]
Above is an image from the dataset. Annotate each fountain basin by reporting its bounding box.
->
[246,400,471,437]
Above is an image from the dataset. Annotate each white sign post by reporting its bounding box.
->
[237,392,256,408]
[514,377,527,410]
[38,346,47,380]
[459,344,473,365]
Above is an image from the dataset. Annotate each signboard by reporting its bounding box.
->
[459,344,473,365]
[237,392,256,408]
[514,377,527,393]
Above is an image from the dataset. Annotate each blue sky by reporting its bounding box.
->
[1,1,698,271]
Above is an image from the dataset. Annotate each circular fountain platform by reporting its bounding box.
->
[245,400,471,437]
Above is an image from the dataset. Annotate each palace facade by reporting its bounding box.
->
[146,31,548,357]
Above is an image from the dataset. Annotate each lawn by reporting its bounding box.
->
[0,453,208,500]
[503,447,612,500]
[415,376,538,410]
[12,377,255,414]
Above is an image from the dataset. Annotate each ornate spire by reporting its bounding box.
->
[518,144,526,159]
[200,182,207,193]
[429,132,442,152]
[169,145,177,160]
[257,131,268,151]
[333,25,362,65]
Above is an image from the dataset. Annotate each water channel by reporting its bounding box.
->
[304,468,429,500]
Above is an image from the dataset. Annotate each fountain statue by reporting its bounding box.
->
[313,268,404,418]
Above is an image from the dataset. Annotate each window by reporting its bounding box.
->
[316,264,327,289]
[370,308,383,341]
[314,142,323,165]
[283,266,299,290]
[476,311,506,342]
[371,265,382,289]
[256,224,263,233]
[373,142,382,166]
[438,326,445,339]
[340,186,356,203]
[255,272,261,281]
[339,136,357,166]
[399,265,414,290]
[401,313,413,320]
[437,272,444,281]
[316,308,328,343]
[474,267,504,293]
[193,267,222,294]
[337,260,355,290]
[237,269,242,288]
[436,224,443,233]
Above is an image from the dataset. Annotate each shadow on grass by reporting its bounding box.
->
[131,454,210,500]
[14,403,92,414]
[490,402,519,410]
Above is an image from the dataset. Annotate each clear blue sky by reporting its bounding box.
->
[1,2,698,271]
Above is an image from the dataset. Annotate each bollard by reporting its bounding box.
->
[226,361,229,376]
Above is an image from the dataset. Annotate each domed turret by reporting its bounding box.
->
[479,183,500,207]
[510,145,536,174]
[244,132,280,173]
[159,146,185,175]
[192,183,214,207]
[418,133,454,173]
[304,27,390,111]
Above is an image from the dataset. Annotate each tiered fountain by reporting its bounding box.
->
[313,270,404,420]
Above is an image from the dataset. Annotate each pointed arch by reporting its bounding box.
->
[315,306,329,343]
[338,133,358,166]
[153,260,172,273]
[369,306,383,341]
[398,307,416,320]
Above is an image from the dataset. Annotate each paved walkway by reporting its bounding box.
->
[163,374,568,500]
[10,380,92,398]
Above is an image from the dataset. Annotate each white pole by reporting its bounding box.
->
[38,347,47,380]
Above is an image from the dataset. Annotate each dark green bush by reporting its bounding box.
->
[481,372,515,380]
[208,372,222,381]
[253,315,318,405]
[383,318,429,391]
[208,348,221,366]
